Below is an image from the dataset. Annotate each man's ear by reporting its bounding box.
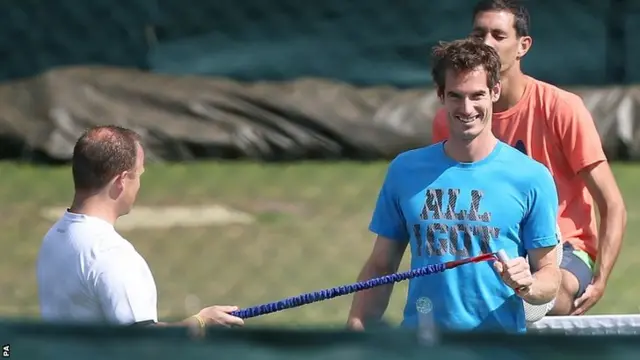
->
[517,36,532,60]
[113,171,129,190]
[491,82,501,102]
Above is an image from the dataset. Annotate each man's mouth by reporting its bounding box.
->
[455,114,481,123]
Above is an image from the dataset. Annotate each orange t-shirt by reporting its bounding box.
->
[431,76,606,260]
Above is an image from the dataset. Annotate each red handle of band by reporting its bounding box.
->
[445,251,526,294]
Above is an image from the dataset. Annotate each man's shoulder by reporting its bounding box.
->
[381,145,444,183]
[498,142,552,177]
[501,146,555,198]
[43,215,136,261]
[38,217,134,288]
[392,144,443,166]
[530,76,586,109]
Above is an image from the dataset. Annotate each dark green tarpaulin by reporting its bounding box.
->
[1,320,638,360]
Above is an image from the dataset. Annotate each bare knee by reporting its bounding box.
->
[548,270,579,315]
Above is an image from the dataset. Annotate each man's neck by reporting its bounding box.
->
[444,130,498,163]
[494,67,528,113]
[69,194,118,226]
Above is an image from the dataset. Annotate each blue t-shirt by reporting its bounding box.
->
[369,140,559,333]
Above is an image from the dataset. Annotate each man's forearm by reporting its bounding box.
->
[155,316,204,337]
[155,317,197,327]
[521,266,561,305]
[595,205,627,283]
[347,262,395,329]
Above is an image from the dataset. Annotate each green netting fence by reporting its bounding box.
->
[0,0,637,86]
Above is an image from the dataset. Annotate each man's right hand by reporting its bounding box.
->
[346,318,365,331]
[197,305,245,328]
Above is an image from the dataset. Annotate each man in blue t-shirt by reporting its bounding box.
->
[346,39,561,334]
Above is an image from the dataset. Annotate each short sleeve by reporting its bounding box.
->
[552,94,607,174]
[368,160,409,242]
[522,166,560,250]
[431,108,450,144]
[92,250,158,325]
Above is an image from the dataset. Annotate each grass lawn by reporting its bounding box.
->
[1,161,638,327]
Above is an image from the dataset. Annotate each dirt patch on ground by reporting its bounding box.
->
[242,200,308,215]
[40,205,255,230]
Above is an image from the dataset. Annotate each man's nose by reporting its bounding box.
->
[481,35,497,48]
[462,98,475,114]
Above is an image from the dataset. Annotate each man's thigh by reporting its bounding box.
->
[559,242,595,299]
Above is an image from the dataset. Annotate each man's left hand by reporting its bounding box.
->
[571,278,606,315]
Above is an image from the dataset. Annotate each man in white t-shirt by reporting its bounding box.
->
[36,125,243,335]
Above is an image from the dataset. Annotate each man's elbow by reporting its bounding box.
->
[360,236,407,278]
[601,197,628,229]
[617,200,628,228]
[619,203,628,230]
[365,257,397,278]
[528,265,562,305]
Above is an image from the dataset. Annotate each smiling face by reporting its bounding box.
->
[430,39,502,141]
[442,66,501,141]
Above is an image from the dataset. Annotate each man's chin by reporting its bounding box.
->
[453,130,480,142]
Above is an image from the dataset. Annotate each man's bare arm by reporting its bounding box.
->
[140,305,244,337]
[579,161,627,284]
[347,236,408,330]
[153,317,200,330]
[521,246,561,305]
[150,317,211,338]
[153,316,205,328]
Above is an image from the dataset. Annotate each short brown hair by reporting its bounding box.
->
[72,125,141,191]
[430,39,501,98]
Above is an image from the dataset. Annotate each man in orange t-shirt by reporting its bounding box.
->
[431,0,627,316]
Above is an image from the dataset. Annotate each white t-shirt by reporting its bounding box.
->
[36,210,158,325]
